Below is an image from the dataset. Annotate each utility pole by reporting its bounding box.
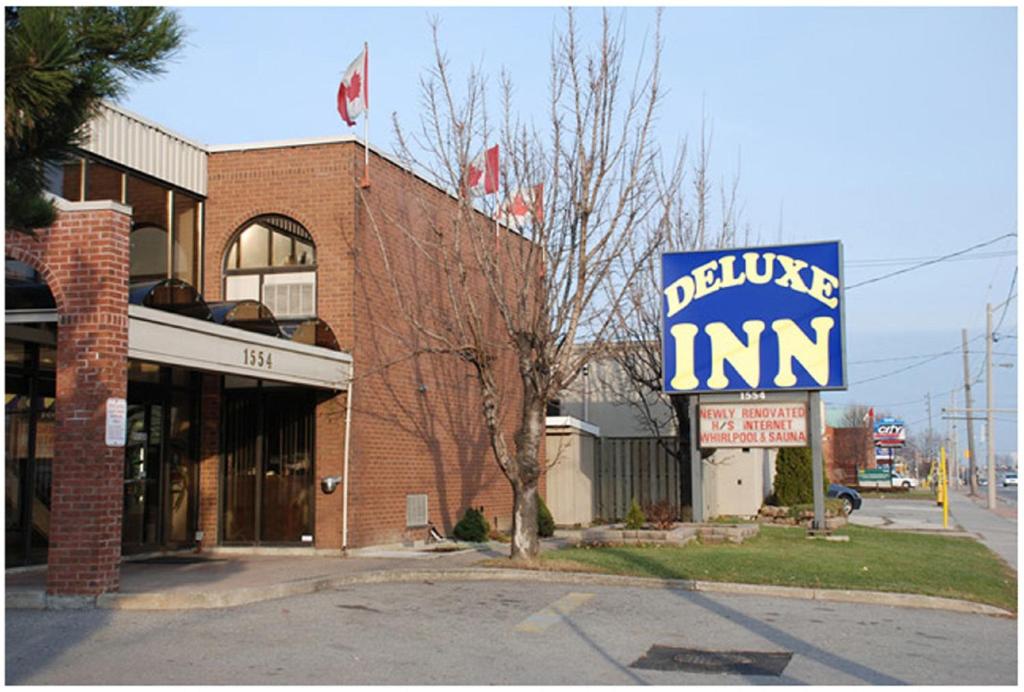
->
[926,392,933,476]
[949,390,959,487]
[986,303,996,509]
[961,328,978,496]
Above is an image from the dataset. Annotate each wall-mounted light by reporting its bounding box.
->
[418,383,428,394]
[321,475,342,494]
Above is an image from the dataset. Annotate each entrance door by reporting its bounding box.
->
[5,329,56,566]
[122,362,199,553]
[222,377,315,545]
[123,402,162,548]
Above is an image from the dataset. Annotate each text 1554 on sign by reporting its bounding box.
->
[243,348,274,370]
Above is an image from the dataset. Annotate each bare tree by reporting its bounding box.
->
[606,116,745,520]
[361,9,678,560]
[839,404,872,428]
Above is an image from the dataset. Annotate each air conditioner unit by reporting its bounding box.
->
[263,272,315,318]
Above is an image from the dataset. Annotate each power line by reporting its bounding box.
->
[845,233,1017,291]
[848,345,963,385]
[849,351,963,365]
[845,250,1014,268]
[994,268,1017,335]
[846,342,1007,366]
[871,396,925,408]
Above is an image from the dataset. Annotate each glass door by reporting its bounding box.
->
[5,330,56,566]
[222,378,315,545]
[123,402,163,550]
[123,362,199,553]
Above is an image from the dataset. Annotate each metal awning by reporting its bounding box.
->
[128,304,351,390]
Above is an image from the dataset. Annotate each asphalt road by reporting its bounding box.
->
[6,580,1016,685]
[964,483,1016,507]
[996,485,1017,507]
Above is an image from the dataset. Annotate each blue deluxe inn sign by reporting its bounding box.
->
[662,241,847,394]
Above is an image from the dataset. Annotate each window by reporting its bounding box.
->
[56,156,205,290]
[223,215,316,321]
[130,225,169,282]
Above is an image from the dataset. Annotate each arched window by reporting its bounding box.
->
[223,215,316,321]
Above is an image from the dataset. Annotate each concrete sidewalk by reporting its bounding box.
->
[6,511,1016,615]
[6,542,509,610]
[949,489,1018,570]
[6,541,1011,618]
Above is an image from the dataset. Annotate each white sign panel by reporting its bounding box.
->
[699,402,808,448]
[105,397,127,447]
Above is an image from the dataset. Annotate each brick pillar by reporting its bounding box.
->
[198,373,221,544]
[9,203,131,597]
[315,391,347,550]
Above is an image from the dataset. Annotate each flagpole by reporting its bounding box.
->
[360,42,371,189]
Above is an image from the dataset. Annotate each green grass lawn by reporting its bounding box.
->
[538,525,1017,611]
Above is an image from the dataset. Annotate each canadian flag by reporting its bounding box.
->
[337,45,368,127]
[499,183,544,231]
[863,407,874,424]
[466,145,499,196]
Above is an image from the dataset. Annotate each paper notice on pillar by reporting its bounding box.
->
[699,403,808,448]
[105,397,127,447]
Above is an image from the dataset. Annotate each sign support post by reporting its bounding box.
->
[689,395,703,523]
[809,391,825,531]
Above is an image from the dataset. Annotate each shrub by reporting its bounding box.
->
[643,500,677,529]
[772,447,828,507]
[453,506,490,542]
[537,495,556,538]
[624,498,646,529]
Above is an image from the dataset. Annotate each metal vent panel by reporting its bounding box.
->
[406,494,428,527]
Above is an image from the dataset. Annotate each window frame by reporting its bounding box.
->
[222,215,318,323]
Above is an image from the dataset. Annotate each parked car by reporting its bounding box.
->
[828,483,862,515]
[1002,473,1018,487]
[891,473,919,489]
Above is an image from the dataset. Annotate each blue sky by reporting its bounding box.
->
[122,6,1017,455]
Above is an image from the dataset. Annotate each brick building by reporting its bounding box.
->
[823,425,875,485]
[5,102,523,595]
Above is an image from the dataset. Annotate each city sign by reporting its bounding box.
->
[662,241,846,393]
[873,418,906,448]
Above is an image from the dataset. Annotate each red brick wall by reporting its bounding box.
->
[198,374,221,544]
[6,205,131,596]
[205,142,535,548]
[314,392,347,549]
[205,143,354,549]
[348,147,531,545]
[824,426,873,485]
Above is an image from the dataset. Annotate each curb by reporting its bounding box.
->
[8,567,1014,619]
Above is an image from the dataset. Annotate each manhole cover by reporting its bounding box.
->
[130,557,227,565]
[630,645,793,676]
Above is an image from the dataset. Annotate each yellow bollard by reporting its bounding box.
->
[940,447,949,529]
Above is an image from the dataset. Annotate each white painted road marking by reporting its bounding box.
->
[515,592,595,633]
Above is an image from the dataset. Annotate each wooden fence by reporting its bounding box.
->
[593,437,683,520]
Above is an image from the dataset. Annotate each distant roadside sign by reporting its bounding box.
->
[873,418,906,447]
